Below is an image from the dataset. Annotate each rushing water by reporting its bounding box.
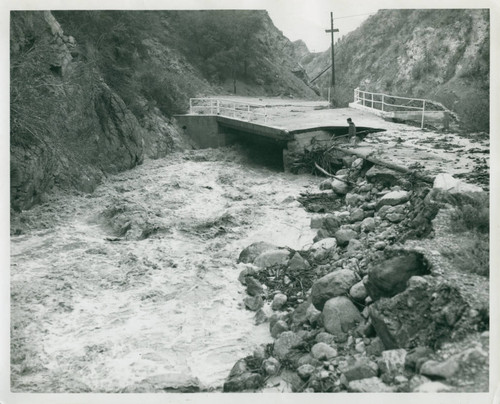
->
[10,147,320,392]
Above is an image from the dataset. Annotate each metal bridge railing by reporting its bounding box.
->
[189,98,271,123]
[353,88,443,129]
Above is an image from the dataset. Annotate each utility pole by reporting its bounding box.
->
[325,12,339,104]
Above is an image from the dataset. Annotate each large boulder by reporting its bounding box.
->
[311,269,359,310]
[322,296,362,337]
[364,252,429,300]
[253,249,291,269]
[238,242,277,264]
[369,278,469,349]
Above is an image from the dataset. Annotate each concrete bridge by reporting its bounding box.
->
[175,98,385,171]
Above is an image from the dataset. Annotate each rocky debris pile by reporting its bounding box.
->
[223,156,489,393]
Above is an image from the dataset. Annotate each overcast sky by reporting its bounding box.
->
[266,1,378,52]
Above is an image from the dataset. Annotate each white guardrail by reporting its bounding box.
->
[189,98,271,123]
[353,88,444,129]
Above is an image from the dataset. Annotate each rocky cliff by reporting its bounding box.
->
[11,10,318,211]
[11,11,146,211]
[302,9,490,131]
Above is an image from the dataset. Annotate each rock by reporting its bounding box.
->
[291,300,312,326]
[366,337,385,357]
[253,249,290,269]
[305,304,321,325]
[244,295,263,311]
[386,213,404,223]
[322,296,362,337]
[433,173,483,194]
[311,342,338,360]
[405,346,433,371]
[376,190,410,210]
[271,320,289,338]
[334,228,358,247]
[315,332,336,345]
[369,279,468,349]
[279,369,304,393]
[331,179,349,195]
[360,217,376,232]
[348,377,394,392]
[350,208,365,222]
[346,239,363,253]
[238,266,259,285]
[311,269,358,310]
[310,216,324,229]
[313,229,330,242]
[339,357,378,381]
[271,293,288,311]
[413,381,452,393]
[364,252,429,300]
[309,237,337,261]
[246,277,264,296]
[273,331,303,360]
[365,166,400,187]
[373,241,386,250]
[298,353,322,368]
[319,179,333,190]
[351,158,364,170]
[345,193,362,205]
[394,375,408,384]
[254,308,268,325]
[420,358,460,380]
[349,281,368,302]
[288,252,310,271]
[223,372,263,392]
[297,364,315,380]
[238,241,277,263]
[262,357,280,376]
[420,347,487,380]
[408,374,431,390]
[376,205,392,219]
[322,215,341,233]
[377,349,407,378]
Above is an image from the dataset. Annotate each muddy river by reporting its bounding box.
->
[10,147,320,392]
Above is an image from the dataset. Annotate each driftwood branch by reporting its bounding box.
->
[314,162,354,185]
[327,145,434,184]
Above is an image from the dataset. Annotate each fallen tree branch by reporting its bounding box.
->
[327,145,435,184]
[314,162,354,185]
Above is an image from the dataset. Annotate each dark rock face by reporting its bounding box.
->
[364,252,430,300]
[369,279,469,349]
[10,11,144,211]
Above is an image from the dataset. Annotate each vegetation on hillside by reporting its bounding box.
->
[54,10,317,121]
[303,9,490,131]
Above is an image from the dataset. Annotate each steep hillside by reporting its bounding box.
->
[303,9,490,131]
[11,10,318,211]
